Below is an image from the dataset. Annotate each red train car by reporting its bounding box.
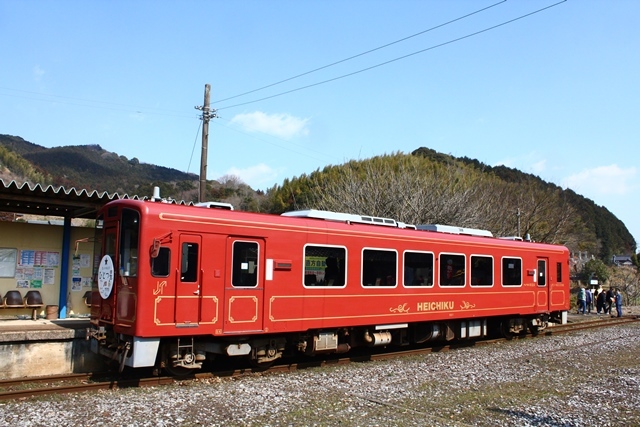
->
[88,198,570,374]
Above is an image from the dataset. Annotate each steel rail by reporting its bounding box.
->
[1,315,637,400]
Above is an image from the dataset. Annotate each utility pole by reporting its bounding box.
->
[195,84,217,203]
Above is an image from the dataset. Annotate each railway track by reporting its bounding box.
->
[0,372,174,401]
[1,315,637,401]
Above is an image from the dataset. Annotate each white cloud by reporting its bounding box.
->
[225,163,281,189]
[33,65,45,81]
[230,111,309,139]
[562,164,637,196]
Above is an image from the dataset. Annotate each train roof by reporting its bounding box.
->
[282,209,494,238]
[281,209,415,229]
[105,199,566,250]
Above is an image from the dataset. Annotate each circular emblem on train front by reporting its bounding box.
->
[97,255,114,299]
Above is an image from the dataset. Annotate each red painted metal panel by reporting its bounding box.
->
[94,199,571,340]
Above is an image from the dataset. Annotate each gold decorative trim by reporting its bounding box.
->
[460,301,476,310]
[200,296,219,324]
[390,303,410,313]
[153,280,167,296]
[268,291,536,322]
[228,295,259,323]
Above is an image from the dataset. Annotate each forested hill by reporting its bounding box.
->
[0,134,198,198]
[412,147,636,260]
[0,134,635,261]
[265,148,636,261]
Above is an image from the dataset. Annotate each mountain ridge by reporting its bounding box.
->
[1,134,635,261]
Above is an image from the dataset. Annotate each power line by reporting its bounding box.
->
[186,120,203,175]
[217,0,567,111]
[213,0,507,104]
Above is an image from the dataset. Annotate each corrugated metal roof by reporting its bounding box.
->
[0,179,143,219]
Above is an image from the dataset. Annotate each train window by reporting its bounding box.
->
[502,257,522,286]
[538,260,546,287]
[119,209,139,277]
[181,243,199,282]
[151,247,171,277]
[439,253,465,287]
[303,245,346,287]
[104,230,116,262]
[232,241,258,287]
[403,251,433,287]
[362,249,397,287]
[556,262,562,282]
[471,255,493,287]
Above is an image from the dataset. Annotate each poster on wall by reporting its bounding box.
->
[44,268,56,285]
[0,248,18,278]
[80,254,91,268]
[47,252,59,266]
[71,277,82,292]
[19,250,60,267]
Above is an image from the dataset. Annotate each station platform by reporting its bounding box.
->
[0,317,104,379]
[0,317,89,342]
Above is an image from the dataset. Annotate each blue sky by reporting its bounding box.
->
[1,1,638,251]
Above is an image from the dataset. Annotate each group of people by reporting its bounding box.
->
[577,286,623,317]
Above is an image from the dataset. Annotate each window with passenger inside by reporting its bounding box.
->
[303,245,346,287]
[439,253,465,287]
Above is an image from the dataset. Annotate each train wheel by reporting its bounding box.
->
[500,321,514,340]
[248,357,274,371]
[164,360,194,379]
[529,324,540,337]
[162,343,195,378]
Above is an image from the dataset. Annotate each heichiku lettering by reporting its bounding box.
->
[417,301,454,312]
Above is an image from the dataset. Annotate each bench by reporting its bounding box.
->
[1,290,44,320]
[83,291,92,307]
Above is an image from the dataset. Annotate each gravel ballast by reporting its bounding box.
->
[1,320,639,427]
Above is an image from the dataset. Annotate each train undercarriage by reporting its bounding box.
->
[89,311,566,376]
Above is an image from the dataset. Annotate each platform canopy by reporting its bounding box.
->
[0,179,141,219]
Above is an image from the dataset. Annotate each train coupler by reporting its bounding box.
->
[86,326,107,343]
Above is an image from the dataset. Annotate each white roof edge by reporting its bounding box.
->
[416,224,493,237]
[282,209,414,229]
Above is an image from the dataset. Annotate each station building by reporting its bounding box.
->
[0,179,139,320]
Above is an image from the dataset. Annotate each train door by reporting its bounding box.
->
[536,258,549,311]
[223,237,264,334]
[175,234,202,326]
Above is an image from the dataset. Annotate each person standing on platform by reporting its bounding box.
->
[605,288,615,315]
[596,289,606,315]
[614,289,623,317]
[593,286,602,307]
[577,287,586,314]
[585,288,592,314]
